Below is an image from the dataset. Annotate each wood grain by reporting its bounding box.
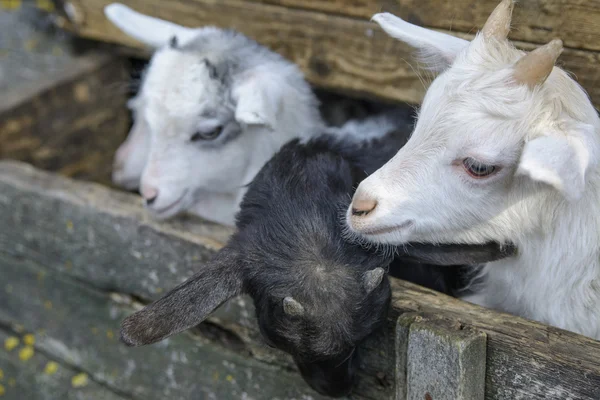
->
[1,160,599,399]
[0,328,130,400]
[59,0,600,108]
[0,53,130,186]
[250,0,600,52]
[0,255,329,400]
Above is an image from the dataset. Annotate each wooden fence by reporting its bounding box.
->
[53,0,600,107]
[1,159,600,399]
[2,1,600,398]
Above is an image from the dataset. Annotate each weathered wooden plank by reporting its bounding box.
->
[56,0,600,108]
[0,53,129,186]
[250,0,600,52]
[2,160,600,398]
[0,254,331,400]
[0,329,130,400]
[404,320,486,400]
[390,288,600,399]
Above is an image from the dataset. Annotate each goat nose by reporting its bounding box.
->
[141,185,159,205]
[351,197,377,217]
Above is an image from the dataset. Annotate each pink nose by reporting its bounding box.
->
[141,184,159,205]
[351,196,377,217]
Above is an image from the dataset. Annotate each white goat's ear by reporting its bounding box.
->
[104,3,203,48]
[232,72,282,128]
[517,133,590,201]
[372,13,469,72]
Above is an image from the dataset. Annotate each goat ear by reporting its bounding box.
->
[120,248,243,346]
[104,3,204,48]
[372,13,469,72]
[232,71,282,128]
[400,242,517,265]
[517,132,590,201]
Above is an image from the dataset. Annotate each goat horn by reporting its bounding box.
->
[363,268,385,295]
[514,39,563,88]
[482,0,514,40]
[283,297,305,316]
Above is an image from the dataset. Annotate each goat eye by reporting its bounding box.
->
[462,157,497,178]
[190,126,223,142]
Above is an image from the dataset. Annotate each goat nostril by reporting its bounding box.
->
[145,195,157,206]
[141,186,159,206]
[351,198,377,217]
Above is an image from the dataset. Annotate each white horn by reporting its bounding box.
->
[104,3,204,48]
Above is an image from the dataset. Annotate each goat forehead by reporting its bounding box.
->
[143,50,223,116]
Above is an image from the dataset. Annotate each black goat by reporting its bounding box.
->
[120,130,514,397]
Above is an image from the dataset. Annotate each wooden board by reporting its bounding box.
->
[0,53,130,186]
[1,160,600,399]
[56,0,600,108]
[0,329,129,400]
[250,0,600,52]
[0,254,330,400]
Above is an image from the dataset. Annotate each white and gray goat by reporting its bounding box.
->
[106,4,397,226]
[347,0,600,339]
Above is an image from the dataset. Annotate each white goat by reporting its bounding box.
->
[347,0,600,339]
[106,4,324,226]
[107,4,400,226]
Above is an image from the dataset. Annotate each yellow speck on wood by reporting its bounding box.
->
[4,337,19,351]
[36,0,54,12]
[91,327,98,335]
[4,285,12,294]
[226,375,234,382]
[0,0,21,11]
[212,371,219,382]
[3,120,20,135]
[44,361,59,376]
[37,271,45,281]
[66,220,74,231]
[155,287,163,294]
[44,301,53,310]
[7,379,14,388]
[52,46,63,57]
[24,38,39,51]
[71,373,88,388]
[0,383,5,397]
[19,346,34,361]
[23,334,35,346]
[0,368,3,380]
[106,330,114,340]
[74,83,91,103]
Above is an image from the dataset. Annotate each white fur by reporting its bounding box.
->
[106,4,396,226]
[347,7,600,339]
[112,95,150,190]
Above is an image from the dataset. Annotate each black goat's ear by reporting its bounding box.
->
[120,248,243,346]
[399,242,517,266]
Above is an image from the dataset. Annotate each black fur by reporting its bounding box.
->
[120,130,514,397]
